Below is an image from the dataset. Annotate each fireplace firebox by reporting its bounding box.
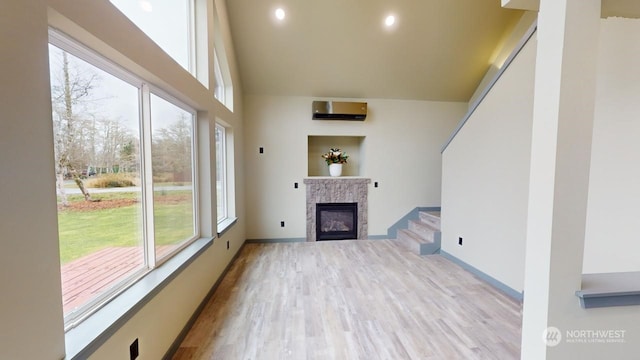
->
[316,202,358,240]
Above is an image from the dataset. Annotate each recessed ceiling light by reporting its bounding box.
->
[275,8,286,20]
[139,0,152,12]
[385,15,396,27]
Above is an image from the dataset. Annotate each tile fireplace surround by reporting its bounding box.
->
[303,177,370,241]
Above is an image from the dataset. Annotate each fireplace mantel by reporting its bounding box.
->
[303,177,370,241]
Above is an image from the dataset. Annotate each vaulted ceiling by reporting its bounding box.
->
[503,0,640,18]
[226,0,524,102]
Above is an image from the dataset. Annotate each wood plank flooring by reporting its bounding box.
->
[172,240,522,359]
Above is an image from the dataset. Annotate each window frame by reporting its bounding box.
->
[147,88,200,266]
[49,29,201,330]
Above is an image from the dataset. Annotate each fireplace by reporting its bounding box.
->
[316,202,358,240]
[304,178,370,241]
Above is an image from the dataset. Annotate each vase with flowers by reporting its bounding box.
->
[321,148,349,177]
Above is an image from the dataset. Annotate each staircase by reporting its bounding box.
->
[396,211,441,255]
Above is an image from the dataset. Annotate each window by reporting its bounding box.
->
[150,94,197,262]
[214,121,236,233]
[213,47,233,110]
[215,123,227,223]
[109,0,195,74]
[49,31,198,328]
[213,49,225,104]
[212,3,233,110]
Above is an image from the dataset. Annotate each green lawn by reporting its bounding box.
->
[58,205,141,263]
[57,191,194,264]
[154,201,195,246]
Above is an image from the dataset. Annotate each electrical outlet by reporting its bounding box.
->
[226,240,229,250]
[458,237,463,246]
[259,147,264,154]
[374,182,378,188]
[294,182,298,189]
[280,221,285,227]
[130,338,139,360]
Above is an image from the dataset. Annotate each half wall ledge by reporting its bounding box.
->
[576,272,640,308]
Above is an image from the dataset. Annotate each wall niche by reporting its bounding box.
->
[308,135,365,177]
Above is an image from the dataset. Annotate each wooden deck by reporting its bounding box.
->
[60,245,175,313]
[60,247,144,313]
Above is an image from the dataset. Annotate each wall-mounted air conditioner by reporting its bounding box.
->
[312,101,367,120]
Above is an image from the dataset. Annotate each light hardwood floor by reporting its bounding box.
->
[172,240,522,359]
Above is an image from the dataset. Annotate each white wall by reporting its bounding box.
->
[244,95,466,240]
[441,35,537,293]
[443,16,640,289]
[0,1,65,359]
[0,0,246,358]
[442,16,640,358]
[583,17,640,274]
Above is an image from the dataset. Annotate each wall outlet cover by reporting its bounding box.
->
[130,338,139,360]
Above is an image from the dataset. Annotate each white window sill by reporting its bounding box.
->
[64,236,214,360]
[217,217,237,237]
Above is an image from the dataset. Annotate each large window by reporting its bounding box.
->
[109,0,195,73]
[49,31,198,328]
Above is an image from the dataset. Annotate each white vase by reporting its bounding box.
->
[329,163,343,177]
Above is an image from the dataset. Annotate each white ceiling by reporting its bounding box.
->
[226,0,524,102]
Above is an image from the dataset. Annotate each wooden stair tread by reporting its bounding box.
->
[418,211,441,230]
[392,209,442,255]
[408,219,440,232]
[398,228,434,244]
